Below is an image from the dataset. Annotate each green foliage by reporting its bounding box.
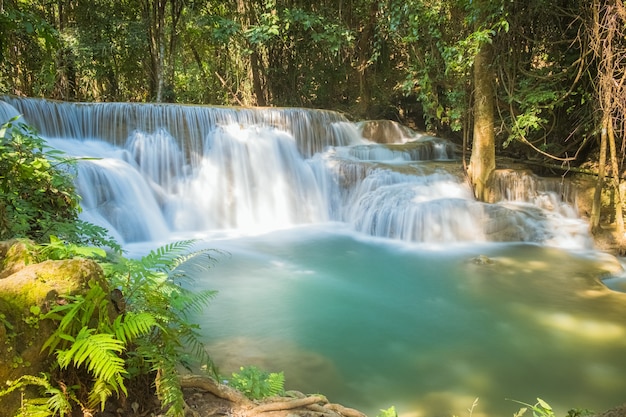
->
[229,365,285,400]
[35,239,217,415]
[55,327,128,402]
[0,118,80,242]
[511,398,555,417]
[566,408,594,417]
[102,240,218,415]
[31,235,108,262]
[0,118,120,251]
[0,374,76,417]
[41,282,130,410]
[377,406,398,417]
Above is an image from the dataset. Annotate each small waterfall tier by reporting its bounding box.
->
[1,97,592,248]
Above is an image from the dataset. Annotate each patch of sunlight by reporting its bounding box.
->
[496,256,550,274]
[539,312,625,341]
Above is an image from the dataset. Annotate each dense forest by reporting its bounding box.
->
[1,0,626,231]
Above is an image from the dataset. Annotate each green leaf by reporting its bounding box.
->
[537,398,552,411]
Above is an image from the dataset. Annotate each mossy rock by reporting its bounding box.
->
[0,239,35,279]
[0,240,107,416]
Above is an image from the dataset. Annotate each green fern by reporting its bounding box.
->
[37,239,218,416]
[111,312,157,344]
[0,374,76,417]
[42,283,110,354]
[31,235,108,262]
[230,366,285,400]
[153,350,186,417]
[102,241,219,412]
[55,327,128,408]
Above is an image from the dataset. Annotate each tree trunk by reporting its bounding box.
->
[356,0,378,117]
[144,0,166,102]
[591,116,608,232]
[250,51,267,106]
[468,40,496,202]
[237,0,266,106]
[589,0,626,236]
[608,119,624,234]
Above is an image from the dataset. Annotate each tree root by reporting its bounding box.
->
[179,375,252,406]
[179,375,367,417]
[251,395,326,413]
[323,403,367,417]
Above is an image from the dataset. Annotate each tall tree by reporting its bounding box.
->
[468,28,496,202]
[589,0,626,235]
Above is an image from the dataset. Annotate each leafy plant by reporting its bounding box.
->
[510,398,556,417]
[229,365,285,400]
[0,118,119,251]
[0,117,80,242]
[101,240,218,415]
[41,282,142,410]
[36,239,218,416]
[0,374,76,417]
[377,406,398,417]
[566,408,594,417]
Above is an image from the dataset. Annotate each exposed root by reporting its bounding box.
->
[179,375,367,417]
[324,403,368,417]
[180,375,252,406]
[251,395,327,413]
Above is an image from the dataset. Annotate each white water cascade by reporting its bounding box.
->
[3,96,626,417]
[0,96,591,246]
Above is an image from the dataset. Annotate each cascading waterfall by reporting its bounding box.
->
[3,96,625,417]
[1,95,589,246]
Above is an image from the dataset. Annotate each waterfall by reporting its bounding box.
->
[1,96,592,248]
[1,96,353,157]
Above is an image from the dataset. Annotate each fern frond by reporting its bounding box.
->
[56,327,128,396]
[0,374,75,417]
[141,240,197,272]
[153,355,185,417]
[87,379,114,411]
[267,371,285,397]
[43,284,108,353]
[168,248,222,274]
[0,374,50,398]
[168,288,216,316]
[112,312,157,344]
[182,289,218,315]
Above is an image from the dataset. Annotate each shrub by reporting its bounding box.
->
[0,117,118,250]
[0,240,218,417]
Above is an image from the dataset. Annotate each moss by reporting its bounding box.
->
[0,258,104,311]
